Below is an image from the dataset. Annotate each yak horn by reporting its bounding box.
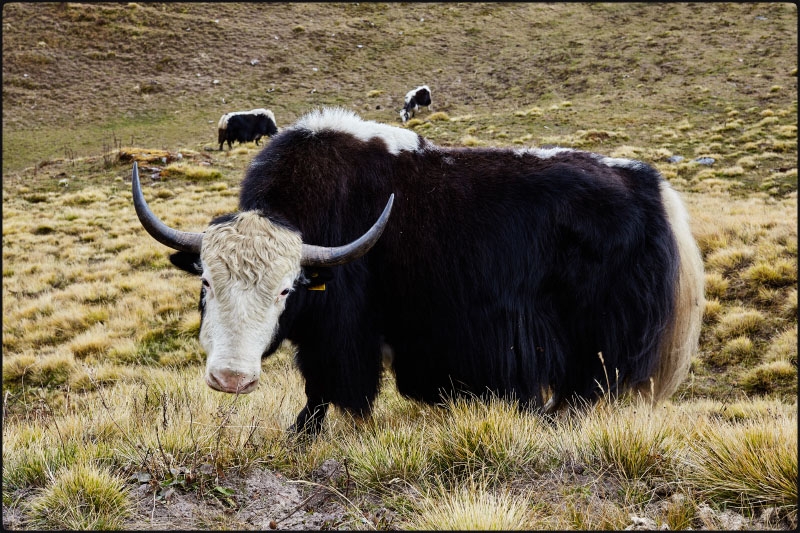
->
[131,162,203,254]
[301,194,394,267]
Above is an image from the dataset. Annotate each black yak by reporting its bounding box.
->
[133,107,704,434]
[217,108,278,151]
[400,85,432,123]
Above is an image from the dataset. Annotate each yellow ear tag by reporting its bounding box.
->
[308,284,326,291]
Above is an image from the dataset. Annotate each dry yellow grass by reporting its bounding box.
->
[2,143,797,529]
[2,4,797,527]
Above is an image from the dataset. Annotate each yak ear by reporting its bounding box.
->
[169,251,202,275]
[298,267,333,289]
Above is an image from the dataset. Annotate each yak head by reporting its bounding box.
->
[131,162,393,394]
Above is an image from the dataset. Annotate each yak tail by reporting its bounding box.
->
[639,181,705,403]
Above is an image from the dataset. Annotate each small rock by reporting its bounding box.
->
[250,59,260,66]
[667,155,684,163]
[625,515,668,530]
[694,157,715,165]
[311,459,345,483]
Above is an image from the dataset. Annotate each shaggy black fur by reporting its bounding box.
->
[218,112,278,151]
[176,122,680,433]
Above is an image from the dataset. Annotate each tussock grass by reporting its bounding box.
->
[161,162,223,181]
[681,415,797,514]
[408,478,538,530]
[426,111,450,122]
[339,419,432,489]
[568,400,677,480]
[704,272,729,299]
[26,463,132,530]
[740,361,797,397]
[713,307,767,341]
[710,336,755,366]
[765,328,797,365]
[429,396,551,483]
[743,260,797,288]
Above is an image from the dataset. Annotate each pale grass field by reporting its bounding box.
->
[2,104,797,529]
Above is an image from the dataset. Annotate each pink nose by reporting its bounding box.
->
[206,370,259,394]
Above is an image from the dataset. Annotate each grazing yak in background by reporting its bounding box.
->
[217,108,278,151]
[133,107,704,434]
[400,85,432,123]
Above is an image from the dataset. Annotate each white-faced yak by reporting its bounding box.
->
[133,107,704,434]
[217,108,278,151]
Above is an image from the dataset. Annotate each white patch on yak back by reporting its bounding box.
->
[513,146,647,171]
[514,146,575,159]
[293,107,421,155]
[218,108,275,130]
[595,155,646,171]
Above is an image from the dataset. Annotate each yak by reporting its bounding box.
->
[133,107,704,434]
[400,85,432,123]
[217,108,278,151]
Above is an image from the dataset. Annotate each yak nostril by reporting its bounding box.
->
[206,369,259,394]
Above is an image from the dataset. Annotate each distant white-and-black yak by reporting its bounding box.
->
[400,85,431,123]
[134,107,704,434]
[217,108,278,151]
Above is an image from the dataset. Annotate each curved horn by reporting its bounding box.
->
[131,162,203,254]
[301,194,394,267]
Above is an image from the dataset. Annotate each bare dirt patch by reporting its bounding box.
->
[123,459,394,531]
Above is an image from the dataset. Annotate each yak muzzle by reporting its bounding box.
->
[205,368,259,394]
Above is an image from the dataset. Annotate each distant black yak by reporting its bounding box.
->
[217,108,278,151]
[134,107,705,434]
[400,85,431,122]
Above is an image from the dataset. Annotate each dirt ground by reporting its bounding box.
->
[123,459,392,531]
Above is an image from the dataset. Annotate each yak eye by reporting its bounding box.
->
[202,278,210,288]
[280,288,291,296]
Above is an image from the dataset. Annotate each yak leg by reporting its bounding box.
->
[290,398,329,435]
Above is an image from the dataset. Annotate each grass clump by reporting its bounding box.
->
[430,396,548,483]
[743,260,796,288]
[460,135,484,147]
[572,401,675,480]
[2,351,77,389]
[341,421,432,489]
[706,246,755,273]
[26,463,132,530]
[740,361,797,397]
[3,438,81,494]
[160,162,223,181]
[427,111,451,122]
[703,298,723,323]
[709,335,754,366]
[704,272,729,300]
[681,416,797,514]
[408,480,538,530]
[764,327,797,365]
[713,307,767,340]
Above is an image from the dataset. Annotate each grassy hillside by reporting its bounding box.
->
[2,3,797,530]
